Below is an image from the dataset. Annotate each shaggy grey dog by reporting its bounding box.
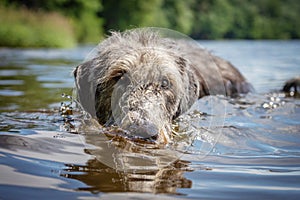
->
[74,29,253,143]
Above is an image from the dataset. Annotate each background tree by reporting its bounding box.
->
[101,0,168,32]
[1,0,300,47]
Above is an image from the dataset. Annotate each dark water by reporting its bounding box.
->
[1,41,300,200]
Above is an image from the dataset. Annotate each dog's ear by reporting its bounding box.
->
[73,60,97,118]
[73,65,79,80]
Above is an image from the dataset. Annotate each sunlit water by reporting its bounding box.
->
[0,41,300,200]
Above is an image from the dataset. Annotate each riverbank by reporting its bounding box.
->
[0,6,78,48]
[1,0,299,48]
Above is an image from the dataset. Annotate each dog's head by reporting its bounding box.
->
[74,30,200,143]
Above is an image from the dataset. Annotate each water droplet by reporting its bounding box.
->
[262,103,270,109]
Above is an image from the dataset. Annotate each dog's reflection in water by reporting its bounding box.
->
[62,158,192,194]
[61,131,192,194]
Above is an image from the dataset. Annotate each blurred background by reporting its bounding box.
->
[0,0,300,48]
[1,1,300,199]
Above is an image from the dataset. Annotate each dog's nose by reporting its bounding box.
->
[125,122,158,139]
[121,114,159,139]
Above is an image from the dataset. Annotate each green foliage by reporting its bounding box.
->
[1,0,300,48]
[191,0,300,39]
[192,0,235,39]
[101,0,195,35]
[1,0,103,44]
[163,0,194,34]
[72,11,103,43]
[0,6,76,48]
[248,0,300,39]
[101,0,169,31]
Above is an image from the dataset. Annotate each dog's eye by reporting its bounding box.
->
[161,78,169,88]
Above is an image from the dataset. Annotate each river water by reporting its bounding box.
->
[0,40,300,200]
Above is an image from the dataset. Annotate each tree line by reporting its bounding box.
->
[102,0,300,39]
[1,0,299,47]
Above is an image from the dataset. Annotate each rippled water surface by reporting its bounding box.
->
[1,41,300,200]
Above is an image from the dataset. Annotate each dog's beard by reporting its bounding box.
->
[110,74,173,143]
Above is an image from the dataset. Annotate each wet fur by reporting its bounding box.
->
[74,29,253,143]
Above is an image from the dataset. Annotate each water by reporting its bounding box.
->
[0,41,300,200]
